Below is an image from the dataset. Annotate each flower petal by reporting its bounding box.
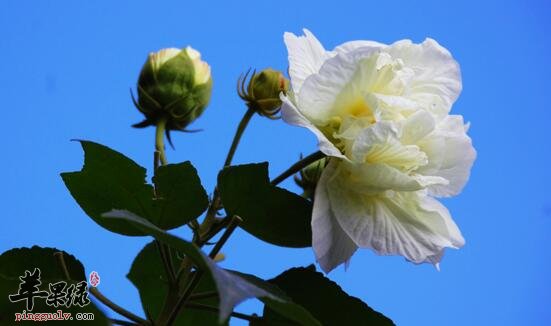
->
[417,115,476,197]
[326,173,464,265]
[351,122,428,172]
[283,29,332,94]
[312,159,358,273]
[334,40,386,54]
[281,94,345,158]
[297,46,381,123]
[400,110,436,144]
[385,38,462,118]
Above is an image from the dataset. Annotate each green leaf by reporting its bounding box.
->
[218,163,312,248]
[61,140,208,235]
[61,141,154,235]
[153,162,209,229]
[0,246,109,325]
[262,265,395,326]
[127,241,226,325]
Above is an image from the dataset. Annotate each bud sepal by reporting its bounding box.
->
[238,68,289,119]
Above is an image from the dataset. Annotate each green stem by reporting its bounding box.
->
[188,291,218,301]
[199,107,255,237]
[270,151,325,186]
[156,240,177,284]
[170,107,254,324]
[156,117,168,166]
[153,116,181,325]
[224,107,255,167]
[90,287,151,326]
[153,120,176,284]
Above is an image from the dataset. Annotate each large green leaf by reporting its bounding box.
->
[127,241,226,325]
[0,246,109,325]
[262,265,395,326]
[61,140,208,235]
[104,210,321,325]
[218,163,312,248]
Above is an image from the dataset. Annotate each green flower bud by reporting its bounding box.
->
[238,68,289,119]
[294,157,327,200]
[132,46,212,135]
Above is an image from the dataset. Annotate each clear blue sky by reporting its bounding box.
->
[1,0,550,325]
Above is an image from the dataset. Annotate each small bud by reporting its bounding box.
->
[294,157,327,200]
[132,47,212,137]
[238,68,289,119]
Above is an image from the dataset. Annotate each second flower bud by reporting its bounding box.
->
[238,68,289,119]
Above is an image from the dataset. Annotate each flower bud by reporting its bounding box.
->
[294,157,327,200]
[132,46,212,133]
[238,68,289,119]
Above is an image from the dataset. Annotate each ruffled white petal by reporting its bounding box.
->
[297,46,384,123]
[385,38,462,118]
[336,161,445,194]
[334,40,386,54]
[296,52,358,123]
[280,94,345,158]
[283,29,332,94]
[312,159,358,273]
[326,175,465,265]
[400,110,436,144]
[350,122,428,172]
[417,115,476,197]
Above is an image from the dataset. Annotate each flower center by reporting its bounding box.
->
[346,98,376,124]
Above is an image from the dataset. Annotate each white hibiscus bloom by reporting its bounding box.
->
[281,29,476,273]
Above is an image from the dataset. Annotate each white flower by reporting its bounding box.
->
[281,29,476,273]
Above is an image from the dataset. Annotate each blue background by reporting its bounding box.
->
[1,0,550,325]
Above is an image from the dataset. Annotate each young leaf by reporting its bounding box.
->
[217,163,312,248]
[61,140,208,235]
[127,241,226,325]
[262,265,395,326]
[0,246,109,325]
